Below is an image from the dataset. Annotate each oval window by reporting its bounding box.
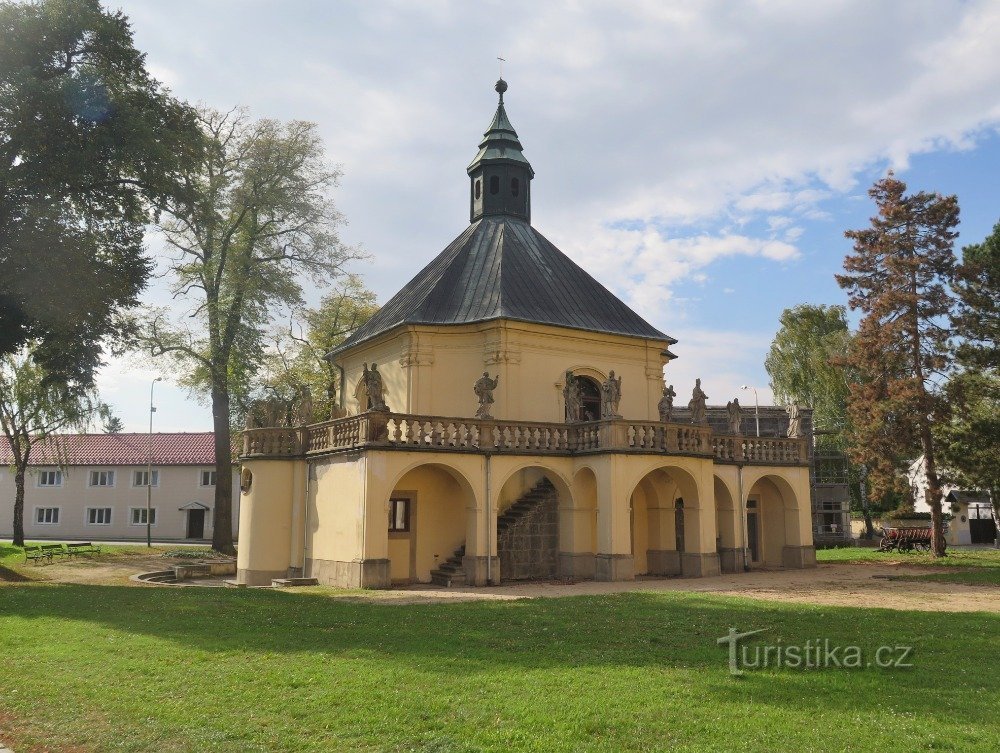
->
[475,179,481,200]
[490,175,500,195]
[511,177,520,197]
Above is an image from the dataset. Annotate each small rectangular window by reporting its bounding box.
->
[35,507,60,524]
[389,498,410,533]
[37,470,62,487]
[86,507,112,525]
[130,508,157,526]
[200,470,217,487]
[89,470,115,487]
[133,470,159,487]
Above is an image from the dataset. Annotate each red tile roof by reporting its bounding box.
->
[0,432,219,467]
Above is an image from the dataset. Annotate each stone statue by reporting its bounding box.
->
[726,398,743,435]
[295,386,314,426]
[474,371,499,419]
[688,378,709,425]
[786,403,802,438]
[244,396,288,429]
[601,370,622,419]
[354,362,388,412]
[563,371,582,423]
[658,383,676,422]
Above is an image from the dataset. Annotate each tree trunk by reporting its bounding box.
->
[211,382,236,555]
[859,467,875,539]
[12,466,26,547]
[922,446,947,557]
[992,489,1000,550]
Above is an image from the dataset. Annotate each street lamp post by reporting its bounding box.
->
[147,377,162,548]
[740,384,760,437]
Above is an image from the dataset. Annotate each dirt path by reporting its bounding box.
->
[335,563,1000,613]
[7,557,998,613]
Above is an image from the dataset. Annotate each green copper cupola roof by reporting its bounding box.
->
[467,79,535,176]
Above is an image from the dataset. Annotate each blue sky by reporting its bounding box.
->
[96,0,1000,431]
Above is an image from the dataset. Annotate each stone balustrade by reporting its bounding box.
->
[242,411,808,465]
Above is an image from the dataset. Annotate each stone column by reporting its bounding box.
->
[594,456,634,581]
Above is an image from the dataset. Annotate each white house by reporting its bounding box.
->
[906,456,997,546]
[0,432,239,543]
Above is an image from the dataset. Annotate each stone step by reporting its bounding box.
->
[271,577,319,587]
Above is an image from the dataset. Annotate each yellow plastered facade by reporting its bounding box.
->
[237,320,816,588]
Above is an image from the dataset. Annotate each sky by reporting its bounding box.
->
[97,0,1000,432]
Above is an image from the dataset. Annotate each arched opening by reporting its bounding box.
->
[387,463,473,584]
[745,474,803,569]
[474,179,481,199]
[511,177,520,197]
[577,376,601,421]
[489,175,500,195]
[495,465,571,582]
[629,466,703,576]
[714,476,741,573]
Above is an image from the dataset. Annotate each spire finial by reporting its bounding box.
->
[495,77,507,104]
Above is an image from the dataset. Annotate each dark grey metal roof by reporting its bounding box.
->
[330,216,675,356]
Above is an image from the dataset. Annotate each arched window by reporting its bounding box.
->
[490,175,500,195]
[511,177,520,197]
[475,179,481,200]
[577,376,601,421]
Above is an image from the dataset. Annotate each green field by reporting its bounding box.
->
[816,545,1000,585]
[1,545,997,752]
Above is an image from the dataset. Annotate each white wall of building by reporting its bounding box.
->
[0,465,240,542]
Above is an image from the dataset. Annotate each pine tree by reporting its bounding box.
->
[837,173,959,556]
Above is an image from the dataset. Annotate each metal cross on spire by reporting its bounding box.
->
[497,55,506,78]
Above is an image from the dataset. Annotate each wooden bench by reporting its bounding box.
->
[66,542,101,556]
[40,543,69,558]
[24,544,51,564]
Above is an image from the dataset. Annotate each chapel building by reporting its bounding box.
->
[236,80,816,588]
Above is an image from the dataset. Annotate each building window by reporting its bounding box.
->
[130,507,157,526]
[89,470,115,487]
[511,177,520,197]
[35,507,60,524]
[133,470,159,488]
[489,175,500,195]
[474,179,481,200]
[389,498,410,533]
[37,470,62,487]
[577,376,602,421]
[86,507,112,525]
[200,470,217,487]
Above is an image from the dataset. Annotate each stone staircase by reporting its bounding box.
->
[430,478,556,587]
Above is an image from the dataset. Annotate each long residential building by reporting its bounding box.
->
[0,433,239,543]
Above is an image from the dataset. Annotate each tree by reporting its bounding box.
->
[0,0,200,387]
[0,345,102,546]
[138,108,361,554]
[100,408,124,434]
[765,304,852,442]
[256,277,379,422]
[837,173,959,556]
[936,221,1000,546]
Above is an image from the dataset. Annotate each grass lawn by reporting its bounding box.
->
[1,577,997,752]
[816,546,1000,585]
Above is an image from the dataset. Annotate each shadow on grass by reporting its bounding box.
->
[1,582,997,730]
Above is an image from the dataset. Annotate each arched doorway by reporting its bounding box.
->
[714,476,742,573]
[387,463,473,584]
[630,466,714,577]
[744,474,804,568]
[495,465,571,582]
[577,376,601,421]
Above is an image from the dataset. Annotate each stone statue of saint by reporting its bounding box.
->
[354,362,388,412]
[658,383,676,422]
[726,398,743,435]
[295,385,315,426]
[601,370,622,419]
[474,371,499,419]
[688,378,709,425]
[786,403,802,438]
[563,371,583,423]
